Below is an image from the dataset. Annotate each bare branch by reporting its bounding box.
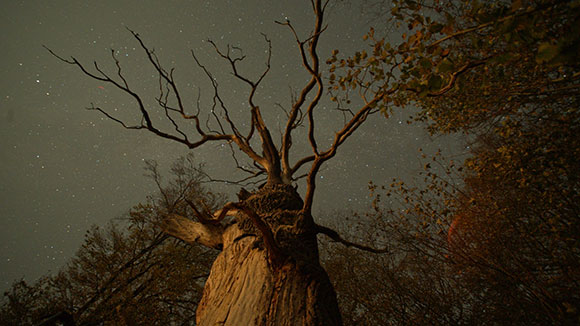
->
[45,42,235,151]
[207,35,283,184]
[302,91,385,214]
[316,224,388,254]
[290,155,315,176]
[156,73,190,141]
[304,0,328,157]
[129,29,188,118]
[280,0,327,183]
[198,168,267,187]
[223,140,267,177]
[86,103,144,130]
[190,49,269,170]
[256,33,273,87]
[207,34,271,110]
[184,199,221,225]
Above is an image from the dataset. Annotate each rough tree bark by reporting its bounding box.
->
[49,1,390,324]
[164,184,341,325]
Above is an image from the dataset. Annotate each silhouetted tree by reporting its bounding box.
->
[1,155,218,325]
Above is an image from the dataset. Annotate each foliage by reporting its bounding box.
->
[323,147,578,324]
[0,155,220,325]
[330,0,579,125]
[386,1,580,322]
[323,0,580,324]
[321,210,473,326]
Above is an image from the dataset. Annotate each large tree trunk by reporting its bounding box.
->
[198,225,340,325]
[164,184,342,325]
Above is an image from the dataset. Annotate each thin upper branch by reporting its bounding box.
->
[44,43,234,150]
[46,30,280,186]
[206,36,281,183]
[278,0,328,183]
[302,88,388,214]
[129,29,206,136]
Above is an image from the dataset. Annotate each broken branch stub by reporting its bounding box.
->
[161,214,224,250]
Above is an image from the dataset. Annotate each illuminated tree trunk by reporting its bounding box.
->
[164,184,342,326]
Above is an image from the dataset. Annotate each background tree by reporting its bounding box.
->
[1,155,218,325]
[325,0,579,324]
[321,207,476,326]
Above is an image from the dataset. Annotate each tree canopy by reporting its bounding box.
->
[1,156,219,325]
[323,0,579,324]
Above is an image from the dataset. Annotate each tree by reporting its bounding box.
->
[46,1,397,325]
[1,155,218,325]
[388,1,579,323]
[46,0,579,323]
[320,208,477,326]
[326,0,579,324]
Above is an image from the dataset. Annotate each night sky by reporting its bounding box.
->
[0,1,461,290]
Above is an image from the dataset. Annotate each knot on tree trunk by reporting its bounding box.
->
[237,184,303,236]
[236,184,319,264]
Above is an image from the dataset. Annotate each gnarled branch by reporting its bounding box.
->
[277,0,328,183]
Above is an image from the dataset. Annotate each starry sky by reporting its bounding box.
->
[0,1,461,290]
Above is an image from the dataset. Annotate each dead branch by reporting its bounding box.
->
[129,29,206,136]
[302,92,383,213]
[189,49,265,166]
[162,215,224,250]
[304,1,328,157]
[206,34,277,169]
[168,198,285,266]
[191,41,283,181]
[316,224,388,254]
[198,169,267,187]
[185,199,222,225]
[45,30,278,185]
[278,0,328,183]
[44,44,233,150]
